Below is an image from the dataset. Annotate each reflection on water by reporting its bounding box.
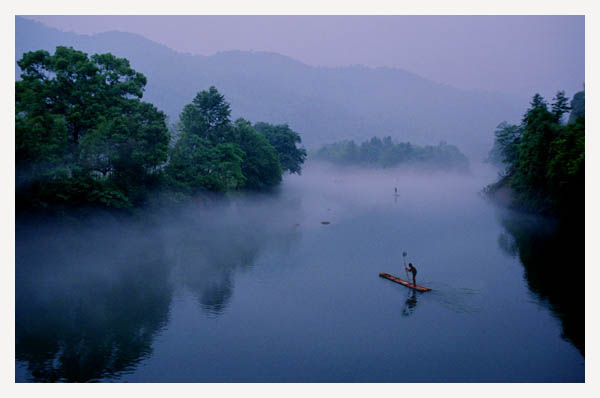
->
[402,290,418,317]
[16,191,303,381]
[15,163,583,382]
[496,210,584,355]
[169,193,302,317]
[198,275,234,316]
[15,217,173,382]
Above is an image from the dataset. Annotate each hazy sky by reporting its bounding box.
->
[25,15,584,99]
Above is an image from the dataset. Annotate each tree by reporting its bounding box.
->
[17,47,148,145]
[166,134,245,193]
[530,93,547,109]
[486,91,584,216]
[512,96,557,210]
[546,117,584,213]
[166,87,248,194]
[231,119,282,190]
[15,111,68,188]
[315,136,469,171]
[166,90,290,194]
[489,122,522,174]
[16,47,170,209]
[253,122,307,174]
[363,136,384,164]
[551,91,571,124]
[178,86,232,143]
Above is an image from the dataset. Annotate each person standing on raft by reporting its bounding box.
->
[405,263,417,286]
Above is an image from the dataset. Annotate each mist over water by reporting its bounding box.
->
[15,161,583,382]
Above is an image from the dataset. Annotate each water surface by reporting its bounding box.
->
[15,162,584,382]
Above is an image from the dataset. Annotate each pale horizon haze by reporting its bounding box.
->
[23,15,584,102]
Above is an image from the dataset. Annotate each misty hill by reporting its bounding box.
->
[16,17,524,158]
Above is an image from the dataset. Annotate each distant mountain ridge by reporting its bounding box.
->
[16,17,524,158]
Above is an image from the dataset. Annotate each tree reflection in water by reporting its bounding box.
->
[496,210,584,355]
[15,216,173,382]
[16,193,303,381]
[168,194,302,316]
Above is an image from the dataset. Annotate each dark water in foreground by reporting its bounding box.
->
[15,162,584,382]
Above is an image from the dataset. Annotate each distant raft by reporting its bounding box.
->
[379,272,431,292]
[321,221,330,225]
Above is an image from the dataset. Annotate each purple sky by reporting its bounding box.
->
[24,15,584,99]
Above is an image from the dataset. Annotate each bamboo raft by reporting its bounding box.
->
[379,272,431,292]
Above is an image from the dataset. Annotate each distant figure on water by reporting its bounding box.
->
[405,263,417,286]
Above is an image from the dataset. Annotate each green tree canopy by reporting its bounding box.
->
[166,134,245,194]
[315,136,469,171]
[513,94,558,209]
[178,86,233,144]
[487,122,523,173]
[232,119,282,190]
[487,91,584,216]
[166,88,301,194]
[16,50,306,211]
[253,122,307,174]
[551,91,571,124]
[16,46,170,210]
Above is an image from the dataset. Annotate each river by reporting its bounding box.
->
[15,161,584,382]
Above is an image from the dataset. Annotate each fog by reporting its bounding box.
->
[15,13,585,382]
[16,163,583,382]
[14,161,504,323]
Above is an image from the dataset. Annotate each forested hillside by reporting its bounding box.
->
[16,17,524,158]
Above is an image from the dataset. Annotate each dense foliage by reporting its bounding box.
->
[165,86,305,193]
[254,122,307,175]
[486,91,584,216]
[16,47,307,212]
[230,119,282,190]
[16,47,170,210]
[314,136,469,171]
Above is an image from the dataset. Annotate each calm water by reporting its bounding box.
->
[15,162,584,382]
